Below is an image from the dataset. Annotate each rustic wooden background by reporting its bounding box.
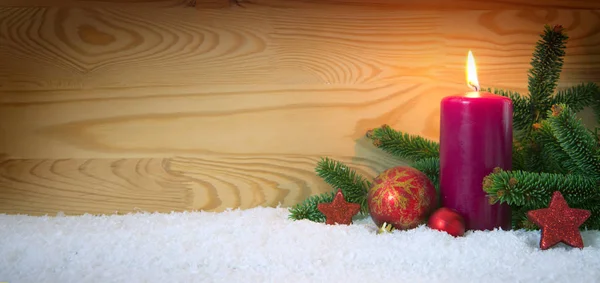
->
[1,0,599,216]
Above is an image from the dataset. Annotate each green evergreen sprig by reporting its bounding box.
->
[532,119,575,174]
[287,157,371,221]
[486,88,533,135]
[366,124,439,162]
[314,157,371,214]
[482,103,600,229]
[483,169,599,208]
[287,191,335,222]
[482,168,600,229]
[546,104,600,180]
[288,24,600,231]
[412,157,440,193]
[581,201,600,229]
[593,101,600,124]
[550,82,599,113]
[527,25,568,119]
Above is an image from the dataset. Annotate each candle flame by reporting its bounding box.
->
[466,50,479,91]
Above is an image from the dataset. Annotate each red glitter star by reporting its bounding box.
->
[527,191,591,250]
[318,189,361,225]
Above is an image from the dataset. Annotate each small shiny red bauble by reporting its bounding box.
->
[427,207,466,237]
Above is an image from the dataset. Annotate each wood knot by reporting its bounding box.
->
[77,24,116,46]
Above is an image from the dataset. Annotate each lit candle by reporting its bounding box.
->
[439,51,512,231]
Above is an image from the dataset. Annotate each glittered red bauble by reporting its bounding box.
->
[427,207,466,237]
[367,166,437,230]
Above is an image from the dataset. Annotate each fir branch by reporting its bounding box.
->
[366,124,439,162]
[587,82,600,124]
[546,104,600,180]
[512,199,600,230]
[412,157,440,193]
[483,169,600,209]
[314,157,371,214]
[511,141,524,171]
[287,191,335,222]
[580,201,600,230]
[291,25,600,229]
[511,206,539,230]
[288,157,371,221]
[527,24,568,120]
[517,137,545,173]
[486,87,534,135]
[550,82,599,113]
[511,139,529,171]
[413,157,440,207]
[532,120,577,174]
[593,98,600,124]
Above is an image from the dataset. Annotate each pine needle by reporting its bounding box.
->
[366,124,439,162]
[288,157,371,221]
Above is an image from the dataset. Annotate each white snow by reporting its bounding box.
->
[1,207,599,283]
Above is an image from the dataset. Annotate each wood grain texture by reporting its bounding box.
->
[0,83,443,159]
[2,0,600,10]
[0,0,201,8]
[0,7,443,89]
[0,158,193,215]
[441,10,600,87]
[250,0,600,11]
[0,155,399,215]
[0,4,599,215]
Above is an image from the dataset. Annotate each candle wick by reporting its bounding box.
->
[468,82,480,92]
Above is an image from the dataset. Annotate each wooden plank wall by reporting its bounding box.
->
[1,0,599,216]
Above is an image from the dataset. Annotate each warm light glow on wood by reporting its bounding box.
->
[466,50,480,91]
[0,2,598,217]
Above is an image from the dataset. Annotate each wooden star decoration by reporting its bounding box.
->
[317,189,361,225]
[527,191,591,250]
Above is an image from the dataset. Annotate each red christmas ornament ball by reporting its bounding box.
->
[367,166,437,230]
[427,207,466,237]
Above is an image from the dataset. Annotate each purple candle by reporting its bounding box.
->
[439,51,512,231]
